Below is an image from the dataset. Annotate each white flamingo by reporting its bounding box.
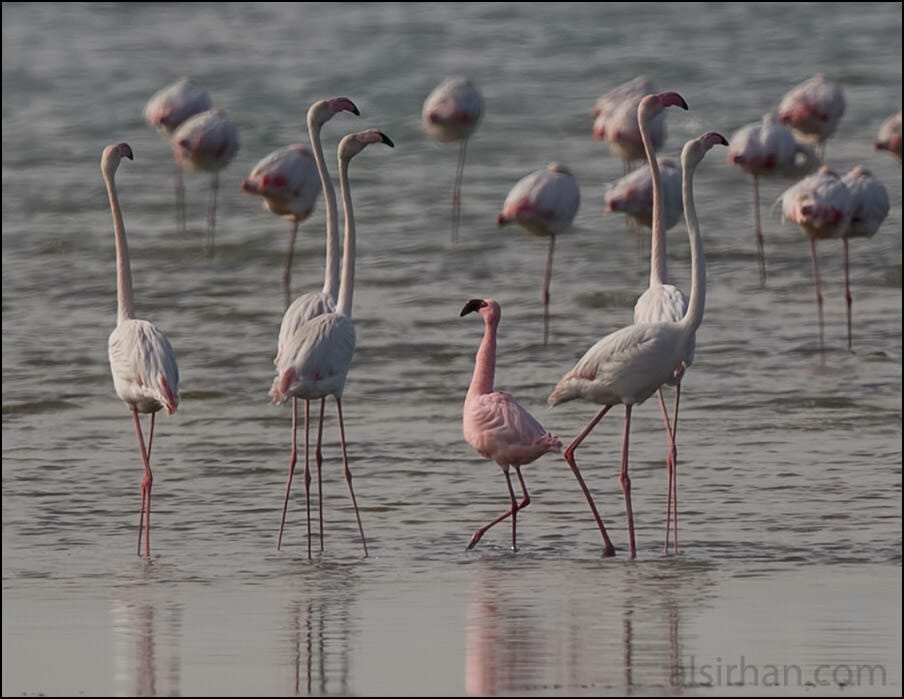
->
[777,73,846,160]
[591,76,658,174]
[875,111,902,162]
[604,157,683,233]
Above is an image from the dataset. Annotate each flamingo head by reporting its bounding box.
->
[681,131,728,168]
[308,97,360,127]
[460,298,501,324]
[639,91,688,121]
[101,142,133,176]
[338,129,394,161]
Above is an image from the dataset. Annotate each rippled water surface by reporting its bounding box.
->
[2,3,902,696]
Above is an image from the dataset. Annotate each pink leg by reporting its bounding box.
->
[315,397,326,551]
[542,234,556,345]
[451,139,468,243]
[335,399,368,557]
[843,238,852,352]
[466,466,530,551]
[206,171,219,256]
[174,165,185,234]
[810,237,824,352]
[669,386,681,554]
[620,405,637,559]
[303,400,312,559]
[658,389,676,553]
[562,405,617,557]
[753,175,767,286]
[505,470,519,552]
[283,219,299,309]
[277,398,299,550]
[131,408,153,558]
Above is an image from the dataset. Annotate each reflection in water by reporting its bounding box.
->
[112,595,182,697]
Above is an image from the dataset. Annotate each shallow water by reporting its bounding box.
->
[2,2,902,696]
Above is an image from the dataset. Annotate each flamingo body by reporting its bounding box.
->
[591,77,659,169]
[172,108,239,173]
[144,77,211,136]
[781,166,853,241]
[777,74,846,148]
[875,111,902,161]
[241,144,320,220]
[422,76,483,143]
[604,158,683,231]
[727,114,818,178]
[841,166,890,240]
[498,163,580,235]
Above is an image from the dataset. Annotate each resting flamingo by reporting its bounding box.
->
[460,298,562,551]
[632,91,690,554]
[838,166,890,350]
[548,131,727,559]
[497,163,580,345]
[423,76,483,242]
[875,111,902,161]
[777,74,846,160]
[592,76,658,174]
[103,143,180,558]
[171,107,240,254]
[144,78,212,233]
[268,97,360,552]
[780,165,853,351]
[270,128,394,558]
[604,157,683,234]
[727,113,818,284]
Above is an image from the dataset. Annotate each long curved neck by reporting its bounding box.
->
[308,115,340,301]
[336,156,356,318]
[640,109,667,287]
[680,158,706,333]
[104,169,135,323]
[467,315,497,399]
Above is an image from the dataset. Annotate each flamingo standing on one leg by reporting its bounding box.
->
[632,91,690,555]
[727,113,819,285]
[102,143,180,558]
[423,76,483,243]
[777,73,846,161]
[144,77,212,233]
[780,165,853,351]
[497,163,580,346]
[459,298,562,551]
[267,97,360,554]
[171,108,240,255]
[838,166,890,350]
[548,132,727,559]
[270,129,394,558]
[875,111,902,162]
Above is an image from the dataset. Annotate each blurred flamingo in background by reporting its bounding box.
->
[604,157,683,234]
[727,113,819,284]
[102,143,180,558]
[777,74,846,160]
[838,166,890,350]
[548,131,727,559]
[460,298,562,552]
[497,163,580,345]
[270,129,394,558]
[593,77,662,174]
[172,108,240,254]
[632,91,690,554]
[144,77,212,233]
[780,165,853,351]
[423,76,483,242]
[875,111,902,161]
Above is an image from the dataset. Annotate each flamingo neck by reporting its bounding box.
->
[105,170,135,323]
[680,157,706,333]
[336,156,356,318]
[467,314,497,399]
[309,116,340,302]
[641,109,667,287]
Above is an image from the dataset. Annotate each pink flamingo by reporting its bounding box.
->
[727,113,819,284]
[102,143,180,558]
[423,76,483,242]
[875,111,902,161]
[270,129,394,558]
[592,76,658,174]
[838,166,890,350]
[780,165,853,350]
[497,163,580,345]
[171,108,240,254]
[548,132,727,559]
[604,157,683,233]
[269,97,360,553]
[777,74,846,160]
[460,298,562,551]
[632,91,690,555]
[144,78,212,233]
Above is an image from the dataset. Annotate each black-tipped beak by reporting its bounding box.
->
[351,105,360,116]
[460,298,487,317]
[118,143,134,160]
[380,132,395,147]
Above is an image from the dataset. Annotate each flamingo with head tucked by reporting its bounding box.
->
[875,111,902,162]
[777,73,846,160]
[592,76,658,174]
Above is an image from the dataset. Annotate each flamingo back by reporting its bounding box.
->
[498,164,580,237]
[109,319,180,415]
[242,145,320,220]
[605,158,682,230]
[464,391,561,468]
[423,76,483,143]
[172,108,240,173]
[841,167,890,240]
[777,74,846,144]
[144,78,212,136]
[781,166,853,240]
[875,111,902,160]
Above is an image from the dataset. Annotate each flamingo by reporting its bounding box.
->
[497,163,580,345]
[838,166,890,350]
[632,91,690,555]
[780,165,853,351]
[269,97,360,553]
[604,157,683,233]
[171,108,240,254]
[777,74,846,160]
[460,298,562,551]
[591,76,658,174]
[875,111,902,161]
[727,113,819,284]
[269,128,394,558]
[102,143,180,558]
[144,78,212,233]
[422,76,483,242]
[548,131,727,559]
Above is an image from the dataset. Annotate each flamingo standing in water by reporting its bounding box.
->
[144,78,212,233]
[875,111,902,161]
[460,298,562,551]
[102,143,180,558]
[604,157,683,234]
[548,132,727,559]
[171,108,240,254]
[777,74,846,160]
[423,76,483,242]
[727,113,819,284]
[838,166,890,350]
[780,165,853,351]
[270,129,394,558]
[497,163,580,345]
[632,91,690,554]
[268,97,360,553]
[591,76,658,174]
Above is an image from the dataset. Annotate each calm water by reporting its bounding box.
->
[2,2,902,696]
